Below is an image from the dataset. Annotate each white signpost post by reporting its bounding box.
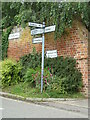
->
[29,22,56,93]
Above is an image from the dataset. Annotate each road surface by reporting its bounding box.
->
[0,97,88,118]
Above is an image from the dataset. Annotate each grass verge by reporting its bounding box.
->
[2,82,85,98]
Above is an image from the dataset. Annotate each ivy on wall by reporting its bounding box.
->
[2,26,12,60]
[1,2,90,60]
[2,2,90,39]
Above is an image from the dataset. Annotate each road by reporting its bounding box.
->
[0,97,88,118]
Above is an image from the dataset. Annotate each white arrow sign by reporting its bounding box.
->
[31,25,56,36]
[45,25,56,33]
[8,32,20,40]
[46,50,57,58]
[31,29,43,35]
[29,22,43,28]
[32,37,42,44]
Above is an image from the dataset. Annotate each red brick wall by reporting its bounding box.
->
[7,20,88,96]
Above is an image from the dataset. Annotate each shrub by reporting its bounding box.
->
[47,76,67,94]
[61,71,83,93]
[46,75,82,94]
[0,59,22,87]
[35,67,54,91]
[23,68,37,87]
[19,53,83,93]
[20,53,41,76]
[45,57,83,93]
[24,67,53,90]
[44,56,76,77]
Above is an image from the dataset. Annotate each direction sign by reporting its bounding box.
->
[31,25,56,36]
[8,32,20,40]
[29,22,56,93]
[32,37,42,44]
[31,29,44,35]
[46,50,57,58]
[45,25,55,33]
[28,22,43,28]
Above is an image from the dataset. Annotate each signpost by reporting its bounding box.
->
[31,29,43,35]
[8,32,20,40]
[45,25,55,33]
[31,25,56,36]
[29,22,56,93]
[46,50,57,58]
[32,37,42,44]
[29,22,43,28]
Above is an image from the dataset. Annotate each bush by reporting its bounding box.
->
[24,67,53,90]
[20,53,41,76]
[45,57,76,77]
[47,76,67,94]
[0,59,22,87]
[19,53,83,93]
[23,68,37,87]
[45,57,83,93]
[61,71,83,93]
[46,75,82,94]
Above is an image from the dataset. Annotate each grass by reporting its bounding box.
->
[2,82,49,98]
[2,82,85,98]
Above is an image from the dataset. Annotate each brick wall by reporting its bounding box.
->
[7,20,88,96]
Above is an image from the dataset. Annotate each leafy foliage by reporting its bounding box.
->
[45,57,76,77]
[2,2,22,28]
[35,67,53,91]
[47,76,67,95]
[45,57,83,93]
[1,2,89,60]
[23,68,37,86]
[2,2,90,38]
[20,52,41,76]
[2,26,12,60]
[19,53,82,93]
[0,59,22,87]
[0,53,83,94]
[23,67,53,90]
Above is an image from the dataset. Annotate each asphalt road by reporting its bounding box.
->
[0,97,88,118]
